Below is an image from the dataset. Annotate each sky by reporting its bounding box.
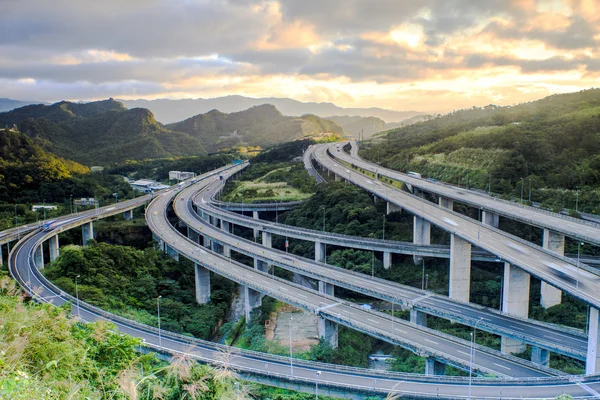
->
[1,0,599,112]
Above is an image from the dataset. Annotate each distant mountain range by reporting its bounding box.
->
[121,96,422,124]
[0,98,49,113]
[326,115,426,139]
[0,99,344,164]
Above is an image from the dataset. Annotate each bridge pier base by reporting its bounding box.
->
[501,263,529,354]
[438,197,453,210]
[81,222,94,245]
[244,285,262,323]
[383,251,392,270]
[481,211,499,227]
[531,346,550,367]
[252,211,259,238]
[386,201,402,214]
[410,309,427,326]
[413,216,431,264]
[318,281,334,296]
[165,245,179,261]
[49,235,59,262]
[195,263,211,304]
[425,358,446,375]
[541,229,564,308]
[318,318,338,348]
[315,241,326,263]
[449,234,471,302]
[34,245,44,269]
[123,210,133,220]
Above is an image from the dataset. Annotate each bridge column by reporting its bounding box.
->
[413,216,431,264]
[438,197,453,210]
[425,358,446,375]
[81,222,94,245]
[123,209,133,220]
[383,251,392,270]
[587,307,600,374]
[220,220,231,233]
[541,229,564,308]
[449,235,471,302]
[262,232,272,248]
[315,241,326,263]
[0,244,3,265]
[165,245,179,261]
[318,318,338,348]
[49,235,59,262]
[194,263,210,304]
[153,233,165,252]
[244,285,262,323]
[481,211,499,227]
[410,309,427,326]
[34,245,44,269]
[501,263,529,354]
[386,202,402,214]
[334,174,342,182]
[187,227,200,244]
[531,347,550,367]
[318,281,334,296]
[252,211,260,238]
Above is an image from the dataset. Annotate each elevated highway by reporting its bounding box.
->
[5,165,600,398]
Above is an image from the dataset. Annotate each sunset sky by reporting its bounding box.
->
[2,0,599,112]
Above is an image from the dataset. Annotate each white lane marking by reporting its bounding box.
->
[443,217,458,227]
[367,319,380,325]
[493,363,512,370]
[457,350,471,356]
[424,338,439,345]
[395,328,407,334]
[279,287,289,291]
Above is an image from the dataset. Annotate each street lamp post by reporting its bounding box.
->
[157,295,162,347]
[315,371,322,399]
[577,242,584,289]
[382,215,385,241]
[70,195,73,214]
[14,204,19,240]
[289,316,294,377]
[468,317,484,399]
[75,275,81,318]
[528,178,532,203]
[576,188,579,212]
[519,178,524,203]
[371,251,375,277]
[421,259,425,290]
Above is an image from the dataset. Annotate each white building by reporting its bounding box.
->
[130,179,169,193]
[74,198,96,206]
[169,171,196,181]
[32,205,57,212]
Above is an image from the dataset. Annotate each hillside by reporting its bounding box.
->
[0,98,48,113]
[167,104,344,151]
[360,89,600,204]
[0,99,206,165]
[123,95,422,124]
[327,115,416,139]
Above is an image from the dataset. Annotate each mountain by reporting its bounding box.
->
[326,115,423,139]
[166,104,344,152]
[360,88,600,193]
[122,96,422,124]
[0,99,206,165]
[0,128,89,202]
[0,98,48,113]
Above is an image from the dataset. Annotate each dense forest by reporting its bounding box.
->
[360,89,600,212]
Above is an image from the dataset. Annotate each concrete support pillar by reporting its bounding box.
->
[262,232,272,248]
[293,273,315,289]
[165,245,180,261]
[315,241,326,263]
[34,245,44,269]
[211,240,221,254]
[318,318,338,348]
[187,227,200,244]
[252,211,259,238]
[153,233,165,252]
[541,229,565,308]
[223,245,231,258]
[449,234,471,303]
[413,216,431,264]
[410,309,427,326]
[318,281,334,296]
[334,174,342,182]
[49,235,59,262]
[123,209,133,220]
[254,258,269,273]
[81,222,94,245]
[587,307,600,375]
[194,263,211,304]
[383,251,392,270]
[438,197,454,210]
[202,235,211,249]
[481,211,499,227]
[0,244,3,266]
[501,263,530,354]
[220,220,231,233]
[244,285,262,323]
[373,195,378,204]
[425,358,446,376]
[386,201,402,215]
[531,347,550,367]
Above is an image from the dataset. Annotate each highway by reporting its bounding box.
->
[5,165,600,398]
[341,141,600,246]
[312,144,600,311]
[172,167,562,377]
[191,171,588,360]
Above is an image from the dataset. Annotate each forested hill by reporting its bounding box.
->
[166,104,344,152]
[0,99,206,165]
[360,88,600,193]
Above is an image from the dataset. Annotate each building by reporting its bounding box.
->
[32,205,57,212]
[90,166,104,173]
[74,198,96,206]
[130,179,169,193]
[169,171,196,181]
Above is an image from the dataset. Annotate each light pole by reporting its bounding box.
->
[371,251,375,277]
[113,192,118,204]
[528,178,532,203]
[234,381,240,399]
[468,317,484,399]
[425,274,429,290]
[14,204,19,240]
[519,178,524,203]
[289,316,294,377]
[576,188,579,212]
[70,195,73,214]
[421,259,425,290]
[577,242,584,289]
[157,295,162,347]
[315,371,322,399]
[321,206,325,232]
[382,215,385,240]
[75,275,81,318]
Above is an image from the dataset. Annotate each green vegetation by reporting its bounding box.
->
[167,104,344,152]
[44,242,235,340]
[0,99,206,165]
[360,89,600,213]
[0,276,247,399]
